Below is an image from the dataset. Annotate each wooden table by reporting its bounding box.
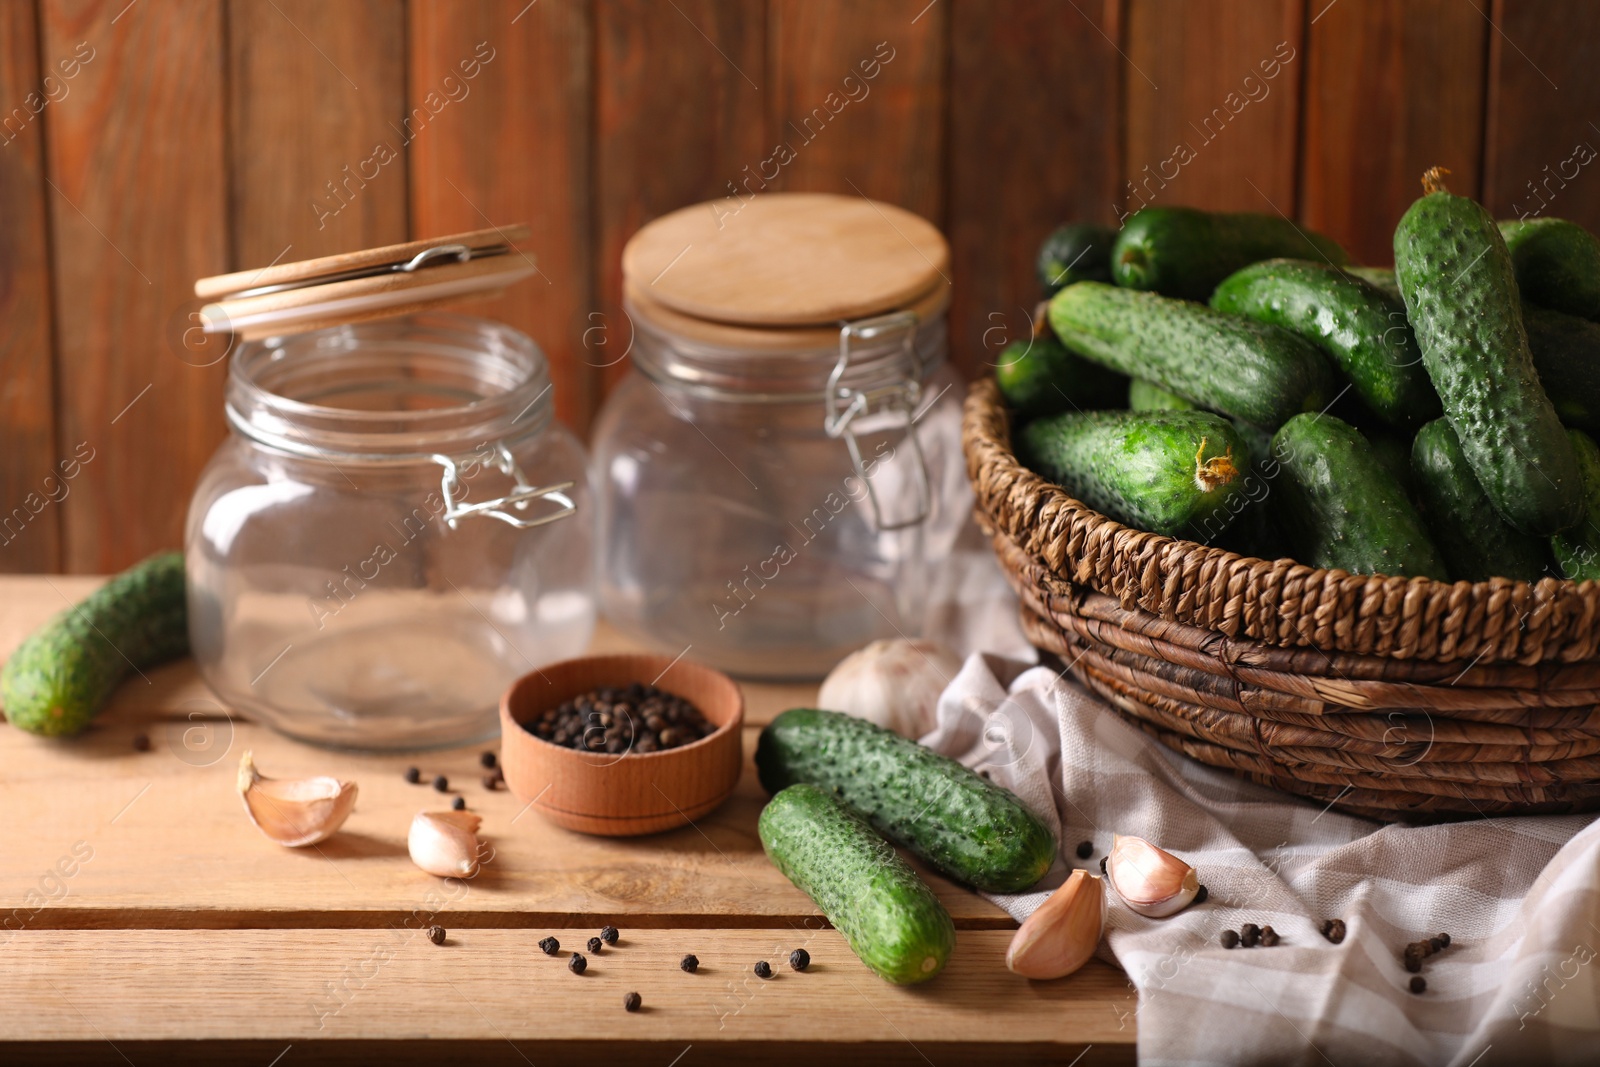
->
[0,577,1135,1065]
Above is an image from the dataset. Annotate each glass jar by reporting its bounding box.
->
[186,313,595,750]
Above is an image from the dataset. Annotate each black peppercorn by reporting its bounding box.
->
[1100,856,1108,875]
[1404,954,1422,974]
[1221,930,1239,949]
[427,925,446,945]
[132,733,151,752]
[569,952,587,975]
[1436,932,1451,949]
[1074,840,1094,860]
[1260,926,1279,947]
[480,751,497,770]
[1409,976,1426,994]
[1194,885,1208,905]
[433,774,449,792]
[1240,923,1261,948]
[451,796,466,811]
[680,954,699,973]
[600,925,619,945]
[753,960,772,979]
[404,767,421,784]
[539,936,559,955]
[623,991,641,1012]
[1321,918,1347,944]
[482,774,500,791]
[789,948,810,972]
[587,937,603,954]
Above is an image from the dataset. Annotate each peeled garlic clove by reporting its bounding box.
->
[1006,869,1104,979]
[818,638,963,739]
[1106,833,1200,918]
[408,810,483,878]
[236,750,358,848]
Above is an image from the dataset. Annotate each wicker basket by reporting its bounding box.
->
[963,378,1600,821]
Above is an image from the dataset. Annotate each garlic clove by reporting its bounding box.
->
[236,750,358,848]
[818,638,963,740]
[1006,869,1105,979]
[408,809,483,878]
[1106,833,1200,918]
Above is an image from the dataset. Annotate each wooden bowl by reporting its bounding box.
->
[498,653,744,836]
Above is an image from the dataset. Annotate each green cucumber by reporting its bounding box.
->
[1500,218,1600,320]
[755,708,1055,894]
[1412,419,1549,582]
[2,552,188,737]
[1111,206,1349,300]
[1393,168,1583,536]
[1346,266,1401,297]
[758,784,955,984]
[1207,419,1290,558]
[1552,430,1600,581]
[1366,429,1420,503]
[1037,222,1115,295]
[1209,259,1441,428]
[1048,281,1335,428]
[994,333,1128,418]
[1019,409,1247,539]
[1272,413,1448,579]
[1524,302,1600,436]
[1128,379,1197,411]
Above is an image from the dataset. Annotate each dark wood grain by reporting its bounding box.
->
[1122,0,1304,217]
[0,0,61,573]
[766,0,948,223]
[594,0,766,392]
[228,0,409,267]
[1483,0,1600,233]
[41,0,229,572]
[1301,0,1487,266]
[407,0,595,431]
[947,0,1122,380]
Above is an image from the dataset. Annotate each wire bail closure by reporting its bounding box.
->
[433,441,576,530]
[824,311,932,532]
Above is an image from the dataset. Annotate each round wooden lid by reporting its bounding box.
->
[622,193,949,327]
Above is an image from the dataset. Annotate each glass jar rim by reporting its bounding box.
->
[226,313,554,463]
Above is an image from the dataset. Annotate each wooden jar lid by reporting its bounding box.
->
[622,193,949,331]
[193,225,536,341]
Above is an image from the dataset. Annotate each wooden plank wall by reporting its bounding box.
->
[0,0,1594,573]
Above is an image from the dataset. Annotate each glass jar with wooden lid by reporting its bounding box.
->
[592,193,968,680]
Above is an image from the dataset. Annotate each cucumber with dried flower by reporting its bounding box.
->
[1111,206,1349,300]
[1499,218,1600,320]
[1552,430,1600,581]
[1411,419,1549,582]
[995,333,1128,418]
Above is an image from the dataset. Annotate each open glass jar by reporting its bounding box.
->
[186,313,594,750]
[592,194,969,680]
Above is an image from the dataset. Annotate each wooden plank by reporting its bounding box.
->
[40,0,229,573]
[594,0,765,391]
[0,0,61,573]
[407,0,596,431]
[1482,0,1600,233]
[0,929,1133,1063]
[227,0,409,266]
[947,0,1122,380]
[766,0,948,223]
[1301,0,1487,266]
[1122,0,1305,216]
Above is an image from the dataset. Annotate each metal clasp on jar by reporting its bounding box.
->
[432,441,576,530]
[823,311,932,532]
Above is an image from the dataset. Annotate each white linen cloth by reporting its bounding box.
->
[920,653,1600,1066]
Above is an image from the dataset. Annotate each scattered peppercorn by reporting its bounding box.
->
[404,767,421,784]
[1100,856,1108,875]
[1075,840,1094,860]
[680,954,699,973]
[522,684,716,754]
[427,925,446,945]
[623,991,641,1012]
[754,960,772,979]
[1194,885,1209,905]
[587,937,603,954]
[789,948,810,971]
[482,774,500,791]
[1410,976,1426,994]
[600,925,619,945]
[132,733,151,752]
[569,952,587,975]
[480,751,497,770]
[1221,930,1240,949]
[1240,923,1261,948]
[1260,926,1279,947]
[1320,919,1347,944]
[433,774,449,792]
[1403,954,1423,974]
[539,937,559,955]
[1436,932,1451,949]
[451,796,466,811]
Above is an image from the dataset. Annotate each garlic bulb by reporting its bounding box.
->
[408,810,483,878]
[1106,833,1200,918]
[818,638,962,738]
[236,750,358,847]
[1006,869,1104,979]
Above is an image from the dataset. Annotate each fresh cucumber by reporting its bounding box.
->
[1524,302,1600,436]
[1366,428,1420,503]
[755,708,1055,894]
[1128,379,1197,411]
[1346,266,1400,297]
[1209,259,1441,428]
[994,332,1128,418]
[1037,222,1115,295]
[1111,206,1349,300]
[1272,413,1448,579]
[2,552,188,737]
[1048,282,1335,428]
[1552,430,1600,581]
[1393,168,1583,536]
[1500,218,1600,320]
[1207,419,1289,558]
[1019,409,1247,539]
[758,784,955,984]
[1412,419,1549,582]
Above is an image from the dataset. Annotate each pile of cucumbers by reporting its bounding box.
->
[1001,174,1600,582]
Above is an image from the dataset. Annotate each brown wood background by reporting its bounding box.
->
[1,0,1596,573]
